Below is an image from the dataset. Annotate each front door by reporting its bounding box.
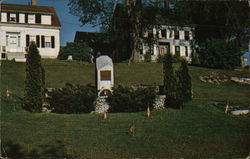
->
[7,33,20,52]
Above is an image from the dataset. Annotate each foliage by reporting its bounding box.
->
[144,51,152,62]
[58,42,92,62]
[199,38,241,69]
[191,52,200,65]
[163,54,192,108]
[163,52,178,108]
[23,42,44,112]
[173,1,249,44]
[107,85,156,112]
[47,83,97,114]
[176,59,192,105]
[173,54,186,63]
[157,54,164,63]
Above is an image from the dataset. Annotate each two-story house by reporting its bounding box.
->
[142,25,195,61]
[0,0,61,61]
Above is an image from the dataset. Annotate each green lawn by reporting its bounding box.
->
[1,60,249,159]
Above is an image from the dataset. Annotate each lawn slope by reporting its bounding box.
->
[1,60,249,159]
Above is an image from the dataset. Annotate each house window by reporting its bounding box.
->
[175,46,180,56]
[185,46,188,57]
[161,29,166,38]
[1,53,7,59]
[41,36,55,48]
[28,14,35,23]
[185,31,190,40]
[100,71,111,81]
[45,36,51,48]
[174,30,179,39]
[9,13,17,22]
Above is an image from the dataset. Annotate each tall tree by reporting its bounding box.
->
[68,0,165,63]
[173,1,249,44]
[176,59,192,107]
[23,42,44,112]
[163,52,177,108]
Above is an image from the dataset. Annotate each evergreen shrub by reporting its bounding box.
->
[47,83,97,114]
[107,85,156,112]
[23,42,44,112]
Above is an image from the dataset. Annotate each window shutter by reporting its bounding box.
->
[7,13,10,22]
[35,14,41,24]
[36,35,40,48]
[41,36,45,48]
[16,13,19,22]
[25,13,28,23]
[51,36,55,48]
[26,35,30,47]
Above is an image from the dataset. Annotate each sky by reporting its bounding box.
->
[2,0,100,46]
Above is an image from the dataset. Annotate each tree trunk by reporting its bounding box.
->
[129,20,141,63]
[128,0,142,63]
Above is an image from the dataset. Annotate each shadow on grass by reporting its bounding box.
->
[1,140,76,159]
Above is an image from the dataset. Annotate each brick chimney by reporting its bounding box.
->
[31,0,36,5]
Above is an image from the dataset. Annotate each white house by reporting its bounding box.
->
[142,25,195,61]
[96,55,114,96]
[0,0,61,61]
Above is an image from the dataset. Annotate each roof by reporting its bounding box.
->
[1,3,61,27]
[96,55,113,70]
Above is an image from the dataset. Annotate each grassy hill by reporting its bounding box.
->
[1,60,249,158]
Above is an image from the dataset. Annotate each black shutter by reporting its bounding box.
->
[26,35,30,47]
[25,13,28,23]
[41,36,45,48]
[51,36,55,48]
[16,13,19,22]
[7,13,10,22]
[35,14,41,24]
[36,35,40,48]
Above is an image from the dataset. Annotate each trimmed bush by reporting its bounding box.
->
[23,42,44,112]
[47,83,97,114]
[58,42,92,62]
[107,85,156,112]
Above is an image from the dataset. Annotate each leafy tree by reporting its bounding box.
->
[176,59,192,107]
[58,42,92,62]
[173,1,249,45]
[199,38,241,69]
[23,42,44,112]
[68,0,166,63]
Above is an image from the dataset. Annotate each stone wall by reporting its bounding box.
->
[94,95,166,113]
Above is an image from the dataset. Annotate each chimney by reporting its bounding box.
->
[31,0,36,5]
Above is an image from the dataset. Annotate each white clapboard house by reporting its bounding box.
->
[0,0,61,61]
[142,25,195,61]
